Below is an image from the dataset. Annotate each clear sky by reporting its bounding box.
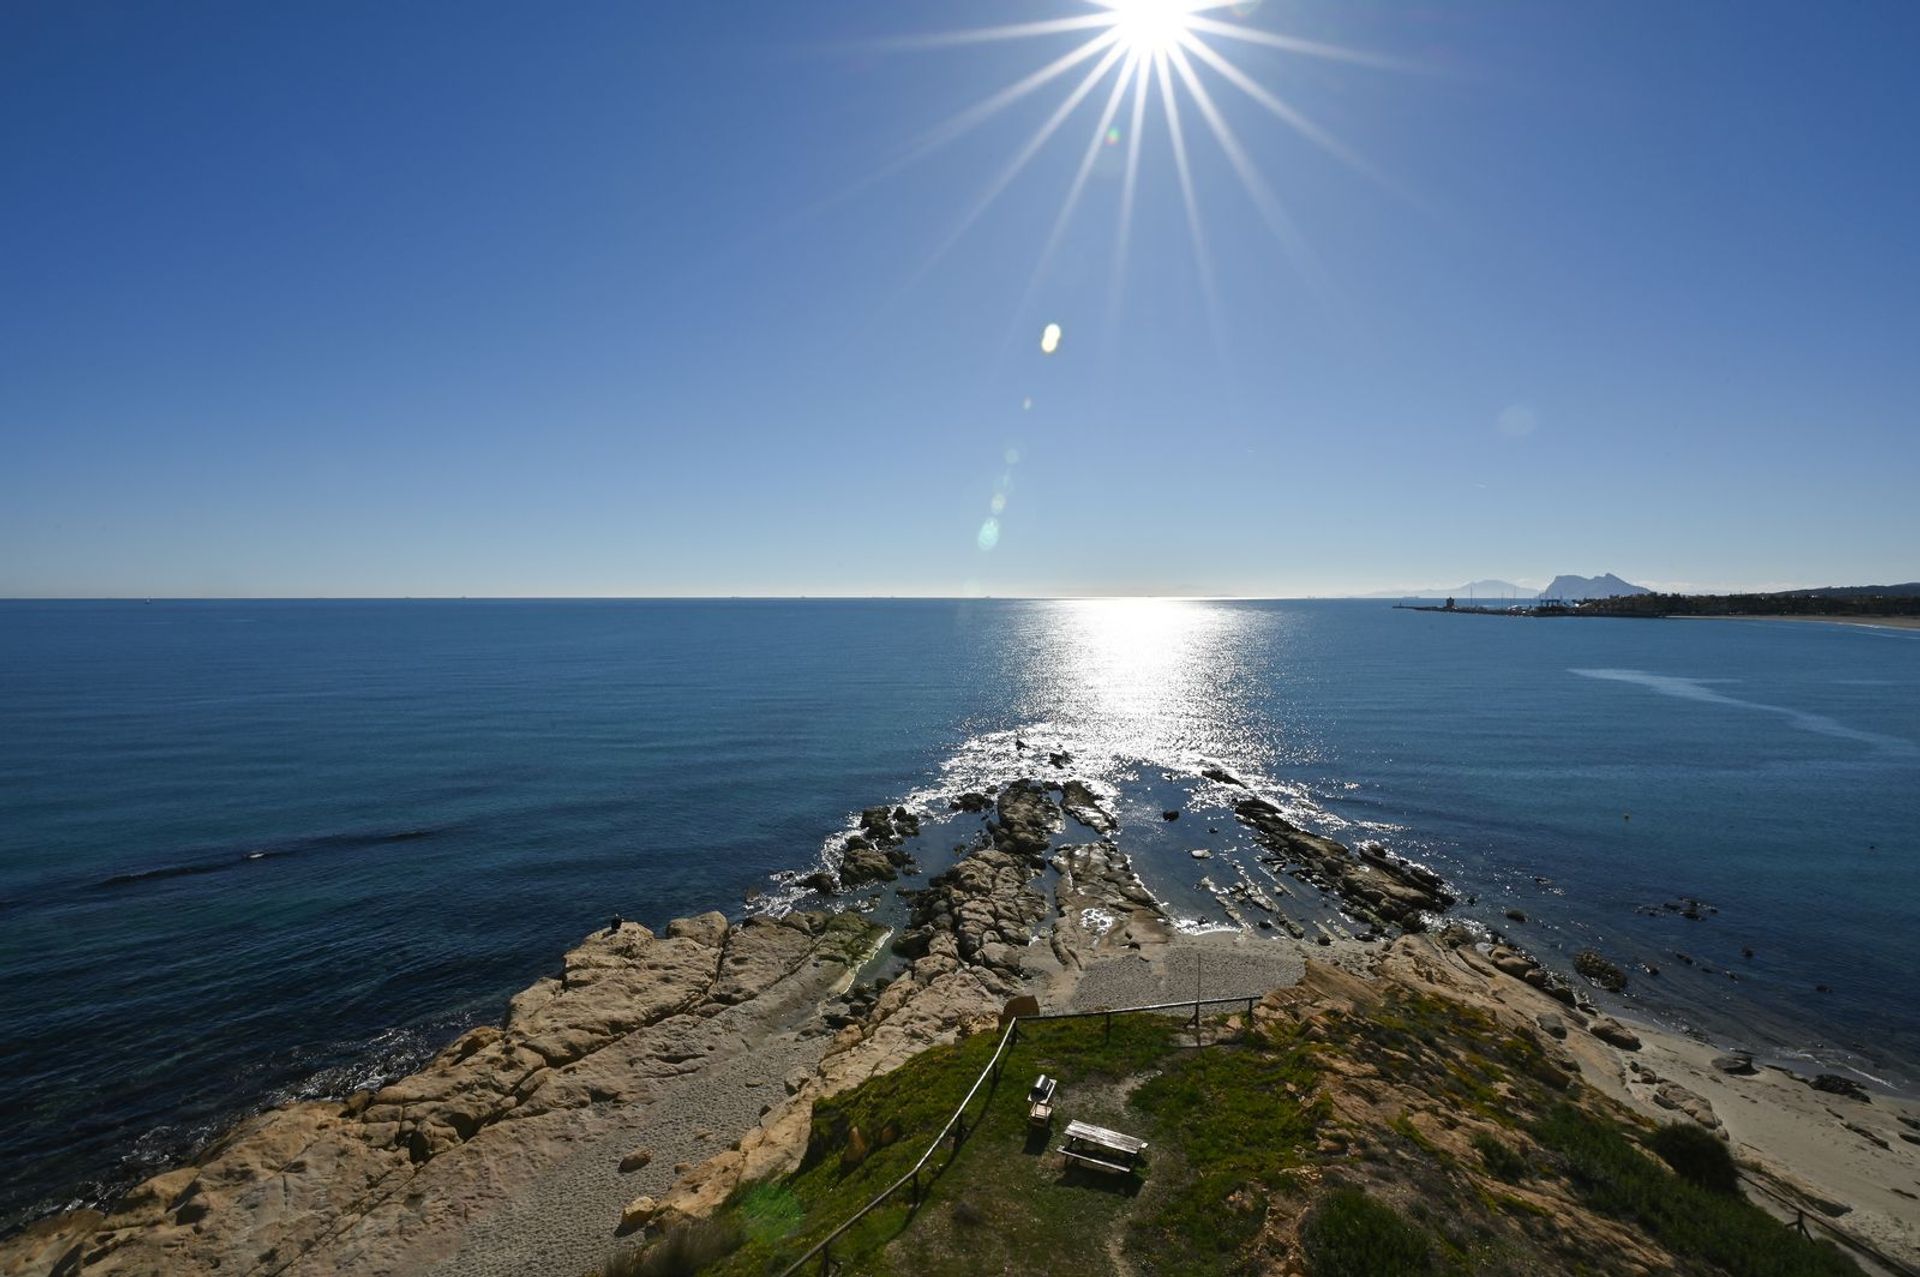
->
[3,0,1915,598]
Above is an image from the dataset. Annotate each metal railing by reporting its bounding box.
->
[1742,1169,1919,1277]
[775,993,1262,1276]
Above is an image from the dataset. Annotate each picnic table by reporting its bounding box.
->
[1058,1119,1148,1175]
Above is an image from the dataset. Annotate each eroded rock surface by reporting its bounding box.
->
[1056,779,1117,834]
[1234,797,1452,932]
[650,841,1044,1232]
[987,779,1063,861]
[4,912,876,1277]
[1049,842,1169,966]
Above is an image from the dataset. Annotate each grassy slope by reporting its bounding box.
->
[617,985,1862,1277]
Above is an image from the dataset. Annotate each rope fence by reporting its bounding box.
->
[775,993,1261,1276]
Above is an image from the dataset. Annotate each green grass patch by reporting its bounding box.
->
[701,1013,1191,1277]
[1533,1104,1860,1277]
[1471,1132,1530,1183]
[1300,1188,1434,1276]
[1124,1025,1323,1273]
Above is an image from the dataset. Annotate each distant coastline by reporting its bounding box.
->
[1681,613,1920,632]
[1403,582,1920,625]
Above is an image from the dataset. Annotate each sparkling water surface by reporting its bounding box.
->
[1,598,1915,1230]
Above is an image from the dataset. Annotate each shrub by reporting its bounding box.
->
[1300,1189,1433,1276]
[1533,1104,1858,1276]
[1472,1131,1530,1182]
[1649,1122,1738,1194]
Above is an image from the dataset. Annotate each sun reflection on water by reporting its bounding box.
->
[1011,597,1272,773]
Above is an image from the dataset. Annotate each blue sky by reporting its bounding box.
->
[3,0,1915,597]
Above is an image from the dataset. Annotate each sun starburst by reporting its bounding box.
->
[864,1,1409,328]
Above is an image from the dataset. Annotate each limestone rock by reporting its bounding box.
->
[1589,1016,1642,1050]
[619,1195,660,1234]
[3,910,878,1277]
[989,779,1063,860]
[1233,796,1452,930]
[1058,779,1117,833]
[665,911,730,949]
[1652,1081,1722,1131]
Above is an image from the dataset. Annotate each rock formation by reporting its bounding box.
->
[1232,797,1452,932]
[4,912,877,1277]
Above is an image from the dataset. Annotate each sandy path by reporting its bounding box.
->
[1059,931,1316,1012]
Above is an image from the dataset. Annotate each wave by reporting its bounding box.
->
[1570,667,1918,756]
[87,827,441,893]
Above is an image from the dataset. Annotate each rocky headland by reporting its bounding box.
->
[6,767,1916,1276]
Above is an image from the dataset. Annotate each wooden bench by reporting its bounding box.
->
[1058,1119,1147,1175]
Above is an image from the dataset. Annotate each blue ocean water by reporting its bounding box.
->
[1,598,1915,1231]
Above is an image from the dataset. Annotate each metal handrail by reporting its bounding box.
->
[774,993,1260,1276]
[1741,1169,1919,1277]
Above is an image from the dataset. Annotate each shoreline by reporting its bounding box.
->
[5,772,1916,1275]
[1676,614,1920,632]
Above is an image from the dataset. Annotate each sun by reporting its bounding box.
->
[1101,0,1200,58]
[864,1,1407,325]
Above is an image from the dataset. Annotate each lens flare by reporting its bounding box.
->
[869,1,1410,318]
[1040,321,1063,354]
[977,518,1002,551]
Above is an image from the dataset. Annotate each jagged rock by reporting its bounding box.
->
[1058,779,1117,833]
[1808,1073,1871,1102]
[1233,796,1451,931]
[1050,843,1168,965]
[6,910,878,1276]
[853,806,904,852]
[619,1195,660,1233]
[988,779,1062,861]
[898,847,1047,980]
[1575,949,1629,992]
[1536,1012,1568,1040]
[666,911,729,948]
[950,791,992,813]
[1201,766,1244,786]
[839,838,899,887]
[1589,1016,1642,1050]
[1711,1053,1757,1076]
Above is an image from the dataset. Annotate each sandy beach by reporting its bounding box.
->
[1682,614,1920,632]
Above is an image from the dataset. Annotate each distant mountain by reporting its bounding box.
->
[1357,579,1533,599]
[1539,573,1649,600]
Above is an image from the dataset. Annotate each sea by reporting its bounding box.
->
[1,597,1916,1232]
